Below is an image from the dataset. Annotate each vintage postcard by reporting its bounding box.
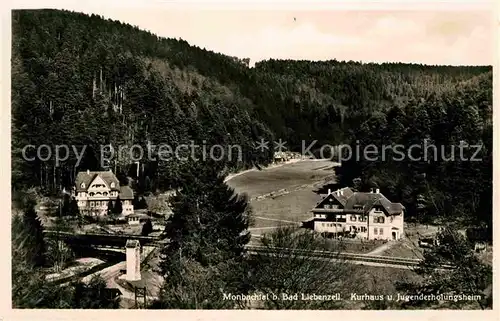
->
[3,0,498,319]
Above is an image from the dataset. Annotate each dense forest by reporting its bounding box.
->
[11,9,492,228]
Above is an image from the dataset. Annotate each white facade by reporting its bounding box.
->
[313,209,404,240]
[73,170,134,216]
[125,240,141,281]
[128,216,141,225]
[311,188,405,241]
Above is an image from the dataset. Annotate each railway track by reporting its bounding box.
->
[246,245,424,267]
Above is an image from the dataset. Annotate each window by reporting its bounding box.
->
[361,227,367,233]
[350,215,357,222]
[111,182,115,188]
[379,228,384,235]
[378,217,385,223]
[81,183,85,188]
[324,204,331,209]
[90,201,95,207]
[374,228,378,235]
[103,192,108,196]
[89,192,95,197]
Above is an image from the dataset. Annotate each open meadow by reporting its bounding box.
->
[227,160,336,232]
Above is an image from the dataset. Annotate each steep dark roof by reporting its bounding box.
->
[75,171,120,192]
[316,187,354,207]
[119,186,134,200]
[344,192,404,215]
[313,188,404,216]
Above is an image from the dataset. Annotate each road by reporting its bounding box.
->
[366,240,397,255]
[81,250,160,306]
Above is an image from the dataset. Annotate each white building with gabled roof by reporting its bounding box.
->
[310,187,404,240]
[73,169,134,216]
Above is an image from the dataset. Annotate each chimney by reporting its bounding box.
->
[376,188,380,194]
[340,190,343,196]
[328,189,331,195]
[87,169,90,175]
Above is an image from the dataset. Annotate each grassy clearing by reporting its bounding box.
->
[250,188,323,228]
[324,239,387,254]
[105,224,143,235]
[227,160,336,231]
[380,240,423,259]
[228,160,335,199]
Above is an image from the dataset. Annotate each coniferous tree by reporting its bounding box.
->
[69,197,80,216]
[160,161,252,273]
[396,227,492,309]
[141,218,153,236]
[71,276,120,309]
[21,199,46,267]
[134,195,148,209]
[106,200,114,216]
[113,196,123,215]
[61,194,71,216]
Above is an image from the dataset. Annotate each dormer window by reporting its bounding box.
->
[81,183,85,188]
[110,182,115,188]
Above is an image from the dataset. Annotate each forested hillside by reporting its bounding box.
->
[11,9,492,226]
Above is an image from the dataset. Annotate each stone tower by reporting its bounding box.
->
[125,239,141,281]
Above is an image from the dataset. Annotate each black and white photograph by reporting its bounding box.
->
[6,0,496,314]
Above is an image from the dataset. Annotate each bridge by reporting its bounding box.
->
[43,230,168,248]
